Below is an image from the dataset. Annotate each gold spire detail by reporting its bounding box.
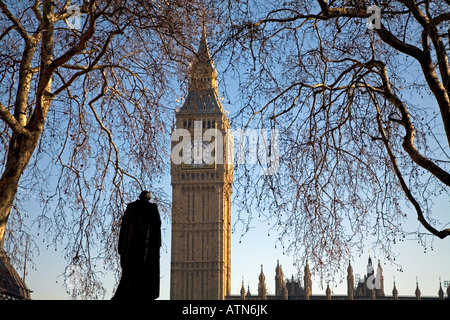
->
[189,25,218,92]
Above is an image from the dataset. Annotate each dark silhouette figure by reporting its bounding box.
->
[112,191,161,300]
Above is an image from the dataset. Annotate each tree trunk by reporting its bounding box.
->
[0,131,41,249]
[0,0,53,250]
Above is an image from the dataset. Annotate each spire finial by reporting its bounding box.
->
[201,7,207,30]
[202,18,207,38]
[196,21,210,59]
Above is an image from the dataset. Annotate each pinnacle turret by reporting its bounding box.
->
[392,278,398,300]
[439,278,444,300]
[415,278,421,300]
[258,264,267,299]
[240,278,246,300]
[347,260,354,300]
[275,260,285,297]
[304,261,312,300]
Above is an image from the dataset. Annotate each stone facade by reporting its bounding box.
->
[227,258,449,300]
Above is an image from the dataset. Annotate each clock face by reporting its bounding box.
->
[191,139,208,166]
[181,138,215,169]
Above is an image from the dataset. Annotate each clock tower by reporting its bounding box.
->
[170,26,233,300]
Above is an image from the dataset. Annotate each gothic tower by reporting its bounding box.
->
[304,261,312,300]
[275,260,284,297]
[415,279,421,300]
[258,265,267,300]
[347,260,354,300]
[170,26,233,300]
[376,259,385,298]
[392,279,398,300]
[240,279,246,300]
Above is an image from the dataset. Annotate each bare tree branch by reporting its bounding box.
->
[0,102,28,136]
[369,85,450,239]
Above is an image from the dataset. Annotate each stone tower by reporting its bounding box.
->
[376,259,385,298]
[275,260,284,297]
[170,25,233,300]
[347,260,354,300]
[258,265,267,299]
[240,279,246,300]
[392,279,398,300]
[415,279,421,300]
[304,261,312,300]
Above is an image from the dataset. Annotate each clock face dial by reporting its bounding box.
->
[182,138,215,169]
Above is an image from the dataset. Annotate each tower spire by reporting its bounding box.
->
[347,260,354,300]
[392,277,398,300]
[439,277,444,300]
[258,264,267,300]
[275,260,284,297]
[326,282,331,300]
[304,261,312,300]
[415,277,421,300]
[178,25,224,116]
[240,277,246,300]
[188,24,217,92]
[197,22,209,59]
[376,259,385,298]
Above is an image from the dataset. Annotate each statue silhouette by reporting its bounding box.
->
[112,191,161,300]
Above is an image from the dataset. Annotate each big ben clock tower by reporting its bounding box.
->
[170,26,233,300]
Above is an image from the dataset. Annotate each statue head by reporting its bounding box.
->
[139,190,151,201]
